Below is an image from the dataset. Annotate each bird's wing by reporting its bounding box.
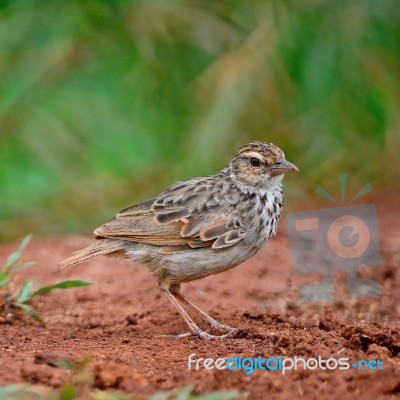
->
[93,177,247,250]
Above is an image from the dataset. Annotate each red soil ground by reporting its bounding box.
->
[0,195,399,399]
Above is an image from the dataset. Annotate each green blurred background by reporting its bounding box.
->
[1,0,399,242]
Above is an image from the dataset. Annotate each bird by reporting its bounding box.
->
[61,141,298,339]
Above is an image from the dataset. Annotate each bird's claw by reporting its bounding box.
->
[157,332,197,339]
[196,328,238,339]
[159,326,238,340]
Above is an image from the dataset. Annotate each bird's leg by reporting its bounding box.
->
[173,290,238,334]
[160,287,215,339]
[160,287,236,339]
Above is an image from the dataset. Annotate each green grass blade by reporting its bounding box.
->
[0,384,22,396]
[60,383,76,400]
[17,279,34,303]
[19,234,33,253]
[0,383,57,399]
[4,251,21,270]
[0,385,38,397]
[0,384,44,398]
[15,303,45,325]
[176,385,194,400]
[4,234,33,271]
[148,392,174,400]
[0,271,10,288]
[91,390,133,400]
[149,387,241,400]
[29,280,91,299]
[15,260,36,272]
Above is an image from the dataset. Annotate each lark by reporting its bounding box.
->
[61,142,298,339]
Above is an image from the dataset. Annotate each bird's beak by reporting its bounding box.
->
[267,159,299,177]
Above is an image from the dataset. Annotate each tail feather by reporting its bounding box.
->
[60,239,125,268]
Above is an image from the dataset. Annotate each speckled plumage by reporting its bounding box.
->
[61,141,298,339]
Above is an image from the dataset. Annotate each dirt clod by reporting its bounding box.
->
[93,362,148,391]
[34,351,74,367]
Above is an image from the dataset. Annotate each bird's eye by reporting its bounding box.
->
[250,157,261,167]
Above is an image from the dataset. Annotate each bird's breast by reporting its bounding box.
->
[255,191,283,242]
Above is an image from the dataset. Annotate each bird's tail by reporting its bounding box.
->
[60,239,125,268]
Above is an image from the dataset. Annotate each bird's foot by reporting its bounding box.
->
[159,327,238,340]
[192,323,238,339]
[195,328,237,340]
[157,332,197,339]
[208,320,238,333]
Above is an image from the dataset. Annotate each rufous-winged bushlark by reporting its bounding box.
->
[61,142,298,339]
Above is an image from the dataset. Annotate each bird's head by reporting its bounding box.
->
[229,141,298,191]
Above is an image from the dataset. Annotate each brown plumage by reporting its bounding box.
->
[61,142,298,339]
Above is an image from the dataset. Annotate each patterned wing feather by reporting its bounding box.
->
[94,177,247,250]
